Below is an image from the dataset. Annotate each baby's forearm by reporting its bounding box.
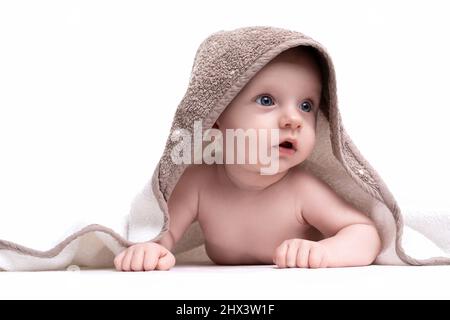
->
[318,223,381,267]
[154,230,175,252]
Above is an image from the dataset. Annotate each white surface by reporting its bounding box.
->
[1,264,450,300]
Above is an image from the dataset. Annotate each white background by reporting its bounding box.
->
[1,0,450,298]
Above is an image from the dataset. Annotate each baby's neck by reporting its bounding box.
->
[217,164,290,192]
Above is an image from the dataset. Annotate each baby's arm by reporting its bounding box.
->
[274,171,381,268]
[114,166,200,271]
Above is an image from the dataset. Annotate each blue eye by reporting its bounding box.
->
[300,101,313,112]
[256,95,274,107]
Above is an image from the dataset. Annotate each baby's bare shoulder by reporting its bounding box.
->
[289,166,342,203]
[178,163,214,187]
[290,166,373,235]
[184,163,215,176]
[169,164,213,212]
[290,166,325,190]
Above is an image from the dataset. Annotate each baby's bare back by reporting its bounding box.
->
[194,164,323,265]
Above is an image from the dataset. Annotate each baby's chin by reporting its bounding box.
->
[235,160,299,176]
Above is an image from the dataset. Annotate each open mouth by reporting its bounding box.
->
[277,139,297,155]
[279,141,294,150]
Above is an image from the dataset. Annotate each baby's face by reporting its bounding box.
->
[215,48,322,174]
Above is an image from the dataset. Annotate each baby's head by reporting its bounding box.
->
[214,46,323,174]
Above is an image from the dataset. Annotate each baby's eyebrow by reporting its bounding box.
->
[254,80,320,95]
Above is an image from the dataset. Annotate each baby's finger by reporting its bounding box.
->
[320,249,329,268]
[130,246,145,271]
[113,250,126,270]
[273,241,289,268]
[156,250,175,271]
[286,242,300,268]
[143,247,159,271]
[121,247,135,272]
[308,245,323,269]
[296,243,311,268]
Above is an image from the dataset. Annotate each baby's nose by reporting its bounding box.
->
[279,108,302,129]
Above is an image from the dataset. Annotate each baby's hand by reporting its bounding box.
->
[273,239,329,268]
[114,242,176,271]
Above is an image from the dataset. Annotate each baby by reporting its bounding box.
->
[114,46,382,271]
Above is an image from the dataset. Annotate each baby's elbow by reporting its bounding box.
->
[349,222,382,266]
[365,223,382,265]
[373,225,382,255]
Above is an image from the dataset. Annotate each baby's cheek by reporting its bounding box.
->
[300,130,316,157]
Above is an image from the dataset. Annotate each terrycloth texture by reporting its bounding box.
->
[1,25,449,271]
